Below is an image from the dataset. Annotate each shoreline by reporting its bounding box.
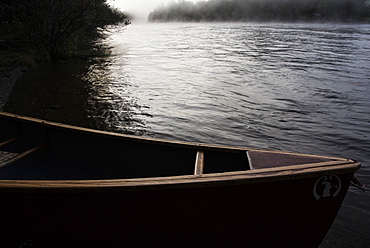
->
[0,67,27,111]
[3,61,99,130]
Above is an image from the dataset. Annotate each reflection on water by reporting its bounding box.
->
[82,57,148,135]
[86,23,370,247]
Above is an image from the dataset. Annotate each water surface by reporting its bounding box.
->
[86,22,370,247]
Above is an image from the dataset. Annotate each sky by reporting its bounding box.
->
[109,0,199,21]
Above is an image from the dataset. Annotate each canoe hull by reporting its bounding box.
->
[0,173,351,248]
[0,112,360,247]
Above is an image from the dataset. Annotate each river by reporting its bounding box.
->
[7,22,370,247]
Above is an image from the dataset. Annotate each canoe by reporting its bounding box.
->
[0,111,361,248]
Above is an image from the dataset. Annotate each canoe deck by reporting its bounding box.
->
[247,150,335,169]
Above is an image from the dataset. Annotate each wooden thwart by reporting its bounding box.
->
[194,151,205,177]
[0,137,21,149]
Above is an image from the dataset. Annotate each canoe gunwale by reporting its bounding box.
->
[0,161,360,193]
[0,111,361,193]
[0,112,357,158]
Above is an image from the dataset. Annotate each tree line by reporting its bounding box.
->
[148,0,370,22]
[0,0,129,66]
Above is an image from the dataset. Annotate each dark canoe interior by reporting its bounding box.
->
[0,115,250,180]
[0,113,338,181]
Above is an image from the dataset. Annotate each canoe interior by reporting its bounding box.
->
[0,115,250,180]
[0,112,352,181]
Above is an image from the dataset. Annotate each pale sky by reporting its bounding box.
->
[109,0,200,21]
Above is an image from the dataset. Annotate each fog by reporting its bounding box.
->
[109,0,199,21]
[147,0,370,22]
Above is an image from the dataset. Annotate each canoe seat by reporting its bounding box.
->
[0,137,46,170]
[0,151,20,168]
[0,145,46,170]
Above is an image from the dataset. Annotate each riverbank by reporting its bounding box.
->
[0,67,27,111]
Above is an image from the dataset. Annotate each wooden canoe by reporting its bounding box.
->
[0,111,361,248]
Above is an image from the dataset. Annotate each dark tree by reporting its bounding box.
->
[0,0,129,63]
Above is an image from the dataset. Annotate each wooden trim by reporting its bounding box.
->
[0,137,21,148]
[213,159,357,177]
[194,151,205,177]
[0,161,360,193]
[247,149,349,162]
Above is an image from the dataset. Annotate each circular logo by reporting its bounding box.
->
[313,175,342,200]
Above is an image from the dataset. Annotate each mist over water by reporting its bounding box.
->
[82,22,370,247]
